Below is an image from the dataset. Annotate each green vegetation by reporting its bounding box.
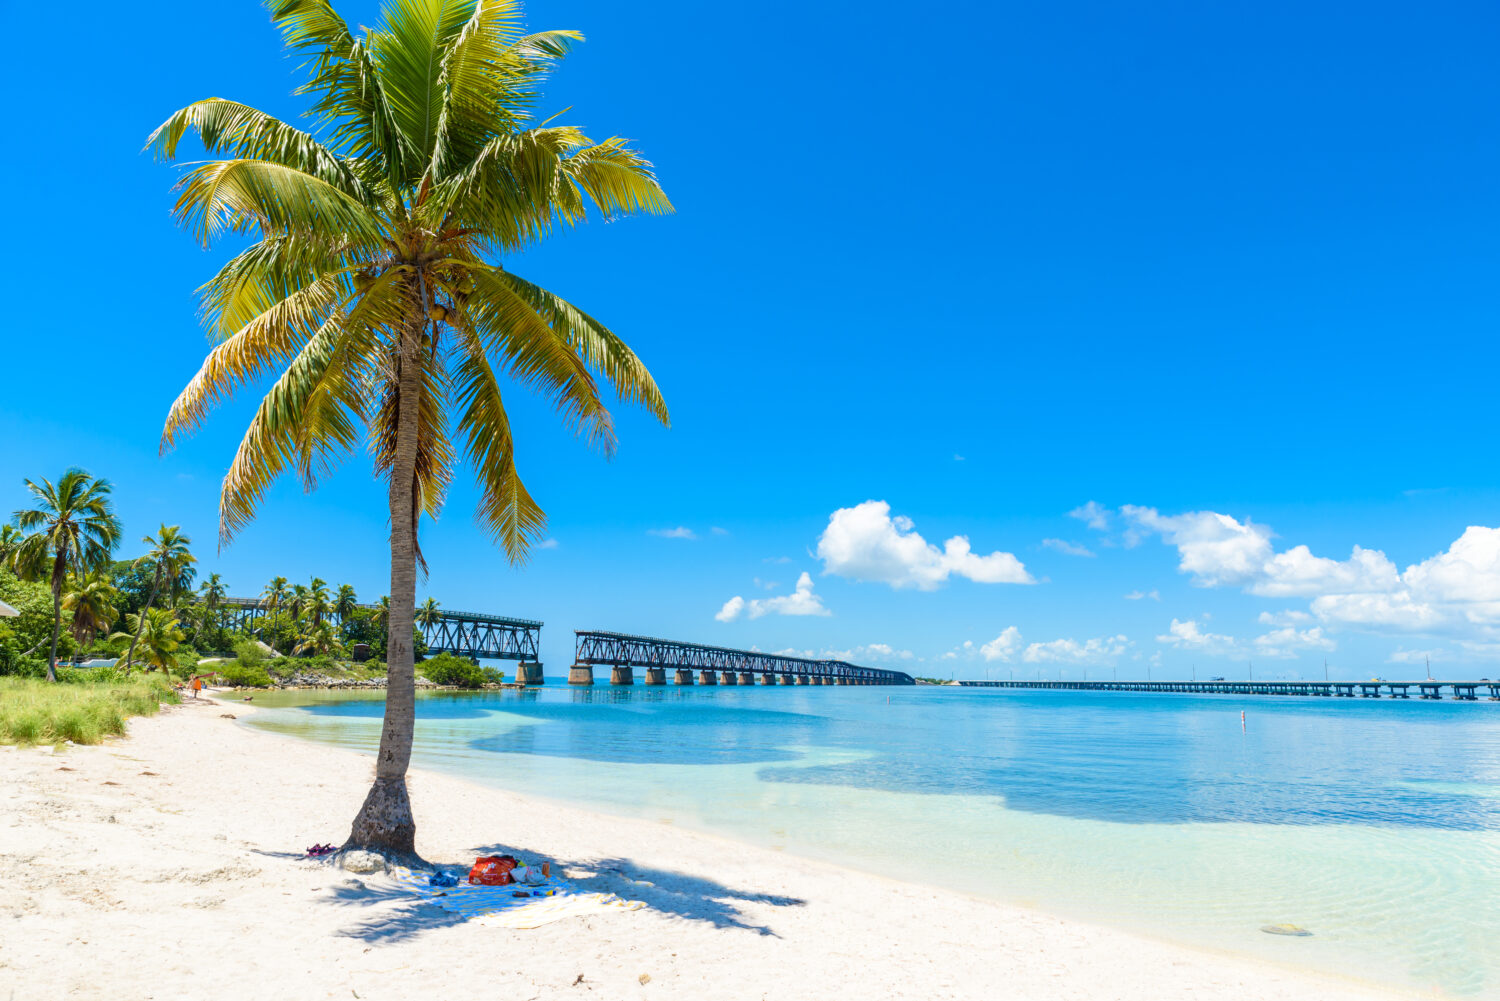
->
[0,674,179,746]
[148,0,672,855]
[419,653,504,689]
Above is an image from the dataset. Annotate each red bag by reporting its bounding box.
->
[468,855,518,886]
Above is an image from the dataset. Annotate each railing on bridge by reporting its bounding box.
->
[957,679,1500,701]
[218,597,542,663]
[570,630,915,686]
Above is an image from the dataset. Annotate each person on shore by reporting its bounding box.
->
[189,675,205,700]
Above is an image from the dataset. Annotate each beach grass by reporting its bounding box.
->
[0,675,180,746]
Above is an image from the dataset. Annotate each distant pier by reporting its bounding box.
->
[957,679,1499,701]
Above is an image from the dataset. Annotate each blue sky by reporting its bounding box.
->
[2,0,1499,679]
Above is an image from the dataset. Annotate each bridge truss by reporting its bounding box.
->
[219,598,541,662]
[574,630,914,684]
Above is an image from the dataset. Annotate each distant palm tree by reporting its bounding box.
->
[112,608,185,675]
[288,583,310,625]
[308,577,331,626]
[261,575,290,641]
[10,469,122,681]
[63,572,119,664]
[151,0,671,858]
[122,525,194,672]
[0,525,21,564]
[200,572,227,619]
[295,619,344,658]
[415,598,443,633]
[334,583,358,623]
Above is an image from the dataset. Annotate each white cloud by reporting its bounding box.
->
[954,454,966,462]
[763,556,793,564]
[1122,507,1500,640]
[980,627,1023,662]
[1156,617,1239,656]
[715,572,831,622]
[816,500,1033,590]
[1258,609,1312,626]
[1042,538,1095,558]
[1022,635,1129,665]
[1252,626,1335,659]
[1387,647,1446,665]
[1124,589,1160,601]
[650,526,697,540]
[1069,501,1111,531]
[536,538,559,550]
[711,526,730,536]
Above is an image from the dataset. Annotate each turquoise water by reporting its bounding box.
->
[247,685,1500,996]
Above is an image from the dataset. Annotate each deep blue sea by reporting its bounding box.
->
[249,685,1500,996]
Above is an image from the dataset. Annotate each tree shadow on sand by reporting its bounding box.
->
[472,844,806,937]
[314,846,806,943]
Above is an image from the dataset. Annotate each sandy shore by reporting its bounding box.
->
[0,695,1412,1001]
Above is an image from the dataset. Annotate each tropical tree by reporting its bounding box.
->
[308,576,331,626]
[334,583,358,623]
[152,0,671,858]
[112,608,185,675]
[261,575,290,641]
[122,525,195,672]
[295,618,344,657]
[63,572,120,663]
[200,572,227,622]
[288,583,310,625]
[0,525,21,565]
[9,469,122,681]
[415,597,443,633]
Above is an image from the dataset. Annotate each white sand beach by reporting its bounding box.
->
[1,695,1413,1001]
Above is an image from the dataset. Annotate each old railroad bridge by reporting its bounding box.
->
[218,598,913,686]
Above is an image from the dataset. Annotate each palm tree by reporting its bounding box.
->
[415,597,443,633]
[198,572,228,646]
[0,525,21,565]
[63,572,120,664]
[288,583,310,625]
[261,575,290,641]
[122,525,195,672]
[152,0,670,858]
[295,619,344,658]
[334,583,358,623]
[111,608,185,675]
[10,469,122,681]
[307,576,331,626]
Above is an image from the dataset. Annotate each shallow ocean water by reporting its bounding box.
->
[247,684,1500,996]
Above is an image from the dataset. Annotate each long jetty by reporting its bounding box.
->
[958,679,1500,701]
[564,630,915,686]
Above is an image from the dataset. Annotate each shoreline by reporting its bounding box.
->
[0,694,1417,1000]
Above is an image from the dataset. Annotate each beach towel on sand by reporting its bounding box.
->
[387,867,645,929]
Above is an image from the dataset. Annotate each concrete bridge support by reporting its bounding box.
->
[761,673,777,685]
[720,672,737,685]
[610,665,633,685]
[674,669,695,685]
[739,672,756,685]
[644,667,666,685]
[796,676,810,685]
[781,673,795,685]
[516,662,544,686]
[699,670,718,685]
[568,663,594,685]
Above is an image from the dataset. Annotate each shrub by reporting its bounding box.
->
[217,661,273,687]
[418,653,502,688]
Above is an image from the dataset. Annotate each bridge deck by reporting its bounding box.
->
[957,679,1500,700]
[574,630,913,685]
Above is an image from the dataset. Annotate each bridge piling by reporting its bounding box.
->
[516,662,544,686]
[610,665,633,685]
[720,671,737,685]
[674,669,695,685]
[738,672,756,685]
[644,667,666,685]
[761,673,778,685]
[568,663,594,686]
[699,670,718,685]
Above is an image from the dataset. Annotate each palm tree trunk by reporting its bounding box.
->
[123,566,163,674]
[346,303,423,859]
[45,552,65,683]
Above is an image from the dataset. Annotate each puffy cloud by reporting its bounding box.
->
[1022,635,1129,665]
[650,526,697,540]
[1257,609,1312,626]
[1253,626,1335,659]
[1120,507,1500,640]
[980,627,1022,662]
[1156,617,1239,656]
[1069,501,1111,531]
[816,500,1033,590]
[711,526,730,536]
[1042,538,1095,558]
[715,572,830,622]
[1124,589,1160,601]
[536,538,559,550]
